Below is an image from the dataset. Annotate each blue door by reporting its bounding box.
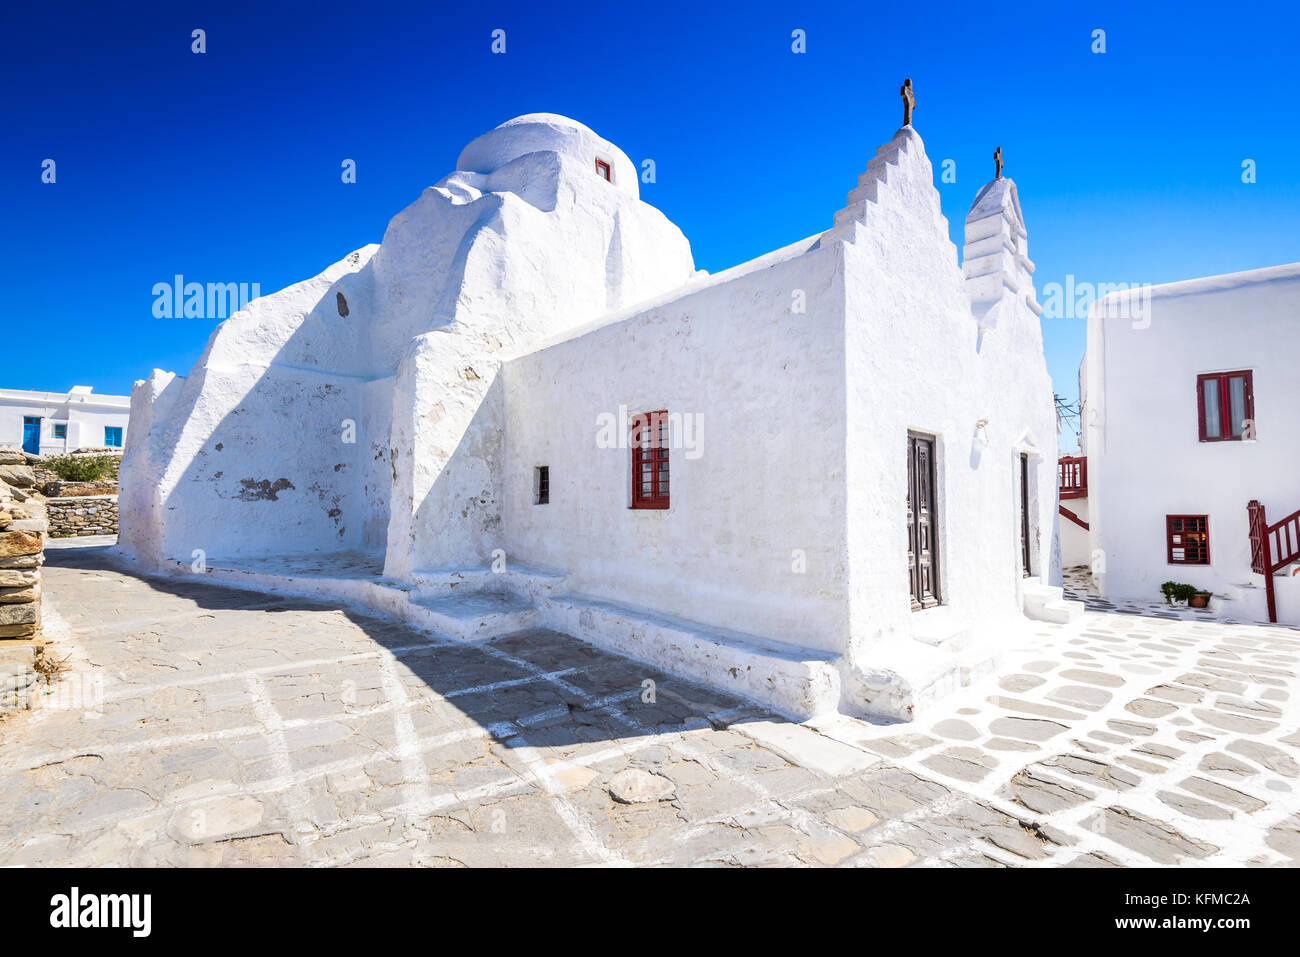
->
[22,417,40,455]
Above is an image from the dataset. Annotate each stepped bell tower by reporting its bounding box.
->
[962,151,1039,330]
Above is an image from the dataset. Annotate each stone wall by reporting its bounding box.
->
[48,495,119,537]
[0,446,47,716]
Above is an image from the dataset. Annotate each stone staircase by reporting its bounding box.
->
[1021,576,1085,624]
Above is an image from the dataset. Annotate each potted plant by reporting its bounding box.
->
[1160,581,1198,605]
[1189,590,1212,609]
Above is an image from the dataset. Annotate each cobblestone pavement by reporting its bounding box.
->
[1,544,1297,867]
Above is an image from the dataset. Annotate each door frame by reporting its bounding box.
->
[22,416,41,456]
[1012,434,1045,581]
[907,430,942,610]
[1019,453,1032,577]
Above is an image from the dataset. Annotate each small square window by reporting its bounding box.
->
[1167,515,1210,565]
[104,426,123,448]
[595,158,611,182]
[52,423,67,439]
[535,466,549,505]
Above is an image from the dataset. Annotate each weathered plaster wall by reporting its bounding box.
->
[500,239,850,653]
[381,118,695,577]
[119,115,695,572]
[1086,264,1300,621]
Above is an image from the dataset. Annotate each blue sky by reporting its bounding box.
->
[3,0,1297,451]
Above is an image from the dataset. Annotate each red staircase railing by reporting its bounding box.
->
[1247,500,1300,623]
[1058,455,1087,500]
[1059,504,1089,530]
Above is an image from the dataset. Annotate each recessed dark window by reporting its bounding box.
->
[631,411,669,509]
[535,466,549,505]
[595,158,611,182]
[1167,515,1210,565]
[1197,370,1253,441]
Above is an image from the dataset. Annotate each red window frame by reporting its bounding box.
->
[595,158,611,181]
[1166,514,1210,565]
[631,410,669,509]
[1196,370,1254,442]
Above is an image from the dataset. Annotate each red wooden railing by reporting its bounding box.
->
[1058,455,1087,499]
[1059,504,1089,531]
[1247,500,1300,623]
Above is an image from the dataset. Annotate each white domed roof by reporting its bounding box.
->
[456,113,638,198]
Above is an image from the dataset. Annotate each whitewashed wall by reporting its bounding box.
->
[501,238,849,653]
[1086,264,1300,621]
[119,115,694,570]
[835,130,1060,714]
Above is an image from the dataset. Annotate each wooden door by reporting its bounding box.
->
[1020,453,1032,577]
[908,433,940,609]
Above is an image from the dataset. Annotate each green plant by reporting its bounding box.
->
[1160,581,1198,605]
[42,454,117,483]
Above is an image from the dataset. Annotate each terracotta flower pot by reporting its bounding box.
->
[1189,592,1211,609]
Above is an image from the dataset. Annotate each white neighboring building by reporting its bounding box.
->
[0,386,131,456]
[1085,262,1300,625]
[120,111,1073,721]
[1058,357,1091,569]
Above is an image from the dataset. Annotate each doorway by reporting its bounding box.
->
[1019,453,1032,577]
[22,416,41,456]
[907,432,941,610]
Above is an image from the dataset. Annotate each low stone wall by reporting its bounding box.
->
[43,480,118,498]
[0,446,46,716]
[47,495,119,538]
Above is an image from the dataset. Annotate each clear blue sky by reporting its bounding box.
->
[3,0,1298,452]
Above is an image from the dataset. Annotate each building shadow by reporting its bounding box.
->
[43,542,770,752]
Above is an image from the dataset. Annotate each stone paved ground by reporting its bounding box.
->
[1,544,1297,867]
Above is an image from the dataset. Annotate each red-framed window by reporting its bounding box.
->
[1166,515,1210,565]
[1197,370,1253,441]
[595,158,611,181]
[631,410,669,509]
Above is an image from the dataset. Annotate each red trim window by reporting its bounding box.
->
[631,410,669,509]
[1197,370,1254,441]
[595,158,611,181]
[1167,515,1210,565]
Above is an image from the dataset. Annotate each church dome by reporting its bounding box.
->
[456,113,639,198]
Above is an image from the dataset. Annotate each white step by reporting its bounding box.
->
[1022,577,1085,623]
[539,592,841,720]
[410,560,570,600]
[409,589,540,641]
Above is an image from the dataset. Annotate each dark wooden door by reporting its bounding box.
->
[1020,453,1032,577]
[908,433,940,610]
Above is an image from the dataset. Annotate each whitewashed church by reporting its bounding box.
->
[119,99,1074,720]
